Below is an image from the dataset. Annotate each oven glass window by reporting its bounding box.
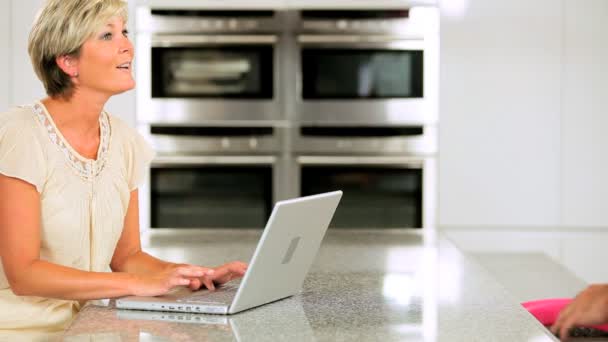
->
[152,46,274,99]
[301,166,422,228]
[151,166,273,228]
[301,49,423,99]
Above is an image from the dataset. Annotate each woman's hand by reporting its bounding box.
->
[129,264,215,297]
[551,284,608,340]
[187,261,248,291]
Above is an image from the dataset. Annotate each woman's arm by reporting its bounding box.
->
[110,190,217,290]
[0,174,210,301]
[110,190,176,275]
[111,190,247,292]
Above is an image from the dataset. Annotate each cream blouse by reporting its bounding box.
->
[0,101,154,332]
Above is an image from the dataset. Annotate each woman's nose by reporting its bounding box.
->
[120,38,133,55]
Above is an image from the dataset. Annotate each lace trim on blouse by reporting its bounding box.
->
[32,103,111,181]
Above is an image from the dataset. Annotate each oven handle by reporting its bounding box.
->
[297,35,424,48]
[297,156,424,168]
[151,35,278,47]
[152,155,276,167]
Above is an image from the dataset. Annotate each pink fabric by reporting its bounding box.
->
[522,298,608,331]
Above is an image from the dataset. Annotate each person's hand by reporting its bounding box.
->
[187,261,248,291]
[551,284,608,340]
[129,264,215,297]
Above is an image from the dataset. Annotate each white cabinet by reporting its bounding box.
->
[439,0,562,227]
[0,1,11,111]
[560,0,608,227]
[439,0,608,229]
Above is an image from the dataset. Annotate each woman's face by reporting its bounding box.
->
[75,17,135,97]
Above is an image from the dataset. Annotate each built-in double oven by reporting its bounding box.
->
[289,124,437,229]
[136,9,286,125]
[288,8,439,229]
[136,7,439,230]
[136,9,286,229]
[139,126,283,230]
[292,8,438,126]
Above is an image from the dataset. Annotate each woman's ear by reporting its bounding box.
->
[55,55,79,78]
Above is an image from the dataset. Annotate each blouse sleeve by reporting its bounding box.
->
[0,115,46,192]
[127,131,155,191]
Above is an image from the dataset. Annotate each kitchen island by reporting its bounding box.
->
[60,229,560,341]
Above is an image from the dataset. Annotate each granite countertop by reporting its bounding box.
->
[54,229,563,341]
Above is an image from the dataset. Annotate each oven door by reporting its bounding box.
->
[296,36,436,126]
[296,156,426,229]
[137,34,282,125]
[148,156,277,229]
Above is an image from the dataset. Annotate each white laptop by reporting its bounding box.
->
[116,191,342,315]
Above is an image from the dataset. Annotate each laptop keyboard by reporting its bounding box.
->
[177,282,240,305]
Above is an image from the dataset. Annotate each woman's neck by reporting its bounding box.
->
[41,91,108,140]
[40,89,111,160]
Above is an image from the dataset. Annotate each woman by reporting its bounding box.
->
[0,0,247,334]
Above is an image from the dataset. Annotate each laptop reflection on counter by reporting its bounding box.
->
[117,191,342,315]
[116,299,316,342]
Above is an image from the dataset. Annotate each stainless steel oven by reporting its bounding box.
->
[290,125,437,229]
[136,9,286,126]
[139,126,284,229]
[294,156,436,229]
[134,7,440,231]
[291,8,439,126]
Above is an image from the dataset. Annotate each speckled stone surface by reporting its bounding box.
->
[55,230,560,341]
[471,253,586,303]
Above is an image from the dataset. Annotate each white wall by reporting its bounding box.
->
[105,0,138,127]
[0,1,11,111]
[11,0,45,106]
[561,0,608,227]
[439,0,562,227]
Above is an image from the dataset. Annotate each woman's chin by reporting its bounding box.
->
[113,81,136,95]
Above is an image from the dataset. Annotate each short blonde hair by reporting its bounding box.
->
[28,0,128,99]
